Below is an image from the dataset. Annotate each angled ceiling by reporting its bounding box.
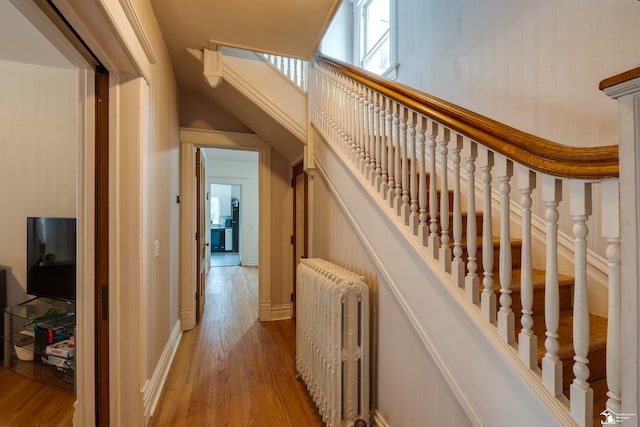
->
[151,0,341,161]
[151,0,341,61]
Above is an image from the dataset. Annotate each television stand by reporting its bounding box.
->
[2,297,76,392]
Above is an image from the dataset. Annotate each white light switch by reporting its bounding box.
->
[154,240,160,258]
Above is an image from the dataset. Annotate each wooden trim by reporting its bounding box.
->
[599,67,640,91]
[315,54,619,179]
[95,67,110,427]
[291,161,308,320]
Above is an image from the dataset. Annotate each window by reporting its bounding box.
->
[355,0,397,78]
[211,196,220,225]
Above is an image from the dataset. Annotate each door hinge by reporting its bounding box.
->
[291,178,294,188]
[195,232,198,241]
[290,292,294,302]
[290,235,294,245]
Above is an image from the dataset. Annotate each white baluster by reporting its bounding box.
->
[380,97,390,198]
[479,147,496,322]
[541,175,563,397]
[373,94,384,192]
[427,122,439,259]
[517,166,537,369]
[450,134,464,287]
[293,59,299,87]
[601,179,621,415]
[399,108,410,223]
[358,86,367,171]
[569,181,593,427]
[417,117,428,246]
[343,78,352,156]
[392,103,402,209]
[366,89,376,179]
[496,155,514,344]
[301,61,307,91]
[351,81,360,163]
[340,76,348,151]
[408,111,419,235]
[386,100,396,203]
[287,58,293,82]
[372,93,381,186]
[439,128,451,272]
[463,139,479,303]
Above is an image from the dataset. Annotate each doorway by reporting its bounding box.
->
[210,184,241,267]
[180,130,274,326]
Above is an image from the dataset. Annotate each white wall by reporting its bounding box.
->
[319,0,354,63]
[312,172,473,427]
[206,153,259,265]
[393,0,640,150]
[0,60,78,307]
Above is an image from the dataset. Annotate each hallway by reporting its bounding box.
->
[149,266,322,426]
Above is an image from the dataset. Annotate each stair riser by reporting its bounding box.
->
[509,285,573,321]
[464,243,522,275]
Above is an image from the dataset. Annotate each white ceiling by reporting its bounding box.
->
[0,1,73,69]
[151,0,340,161]
[150,0,341,61]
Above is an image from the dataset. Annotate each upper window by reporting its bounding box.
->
[355,0,397,78]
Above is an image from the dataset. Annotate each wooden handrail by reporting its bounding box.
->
[316,54,619,179]
[600,67,640,91]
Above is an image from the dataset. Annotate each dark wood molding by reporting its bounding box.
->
[599,67,640,91]
[316,53,619,179]
[95,67,110,427]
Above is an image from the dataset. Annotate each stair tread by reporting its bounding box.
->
[491,269,574,291]
[533,309,608,361]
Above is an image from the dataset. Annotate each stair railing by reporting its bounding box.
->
[311,53,620,427]
[262,54,308,92]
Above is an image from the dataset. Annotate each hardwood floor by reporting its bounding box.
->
[150,266,322,427]
[0,367,74,426]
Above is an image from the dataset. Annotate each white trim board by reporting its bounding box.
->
[142,320,182,423]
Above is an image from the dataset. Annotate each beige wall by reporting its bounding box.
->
[269,150,294,307]
[122,0,181,399]
[0,60,78,307]
[312,173,472,427]
[179,89,251,133]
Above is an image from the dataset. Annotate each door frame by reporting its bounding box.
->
[195,148,207,322]
[24,0,159,425]
[180,128,273,327]
[291,161,308,319]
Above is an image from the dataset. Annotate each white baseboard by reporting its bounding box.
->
[372,409,391,427]
[241,257,258,266]
[142,320,182,423]
[271,303,292,321]
[179,306,195,331]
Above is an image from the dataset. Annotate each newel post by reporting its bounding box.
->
[601,69,640,425]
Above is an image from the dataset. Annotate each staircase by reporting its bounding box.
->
[309,54,621,426]
[408,162,609,424]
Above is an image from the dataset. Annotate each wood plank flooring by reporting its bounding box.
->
[0,367,74,426]
[150,266,322,427]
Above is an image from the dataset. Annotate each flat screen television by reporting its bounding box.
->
[26,217,76,302]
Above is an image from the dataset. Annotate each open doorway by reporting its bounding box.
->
[210,184,241,267]
[204,148,259,270]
